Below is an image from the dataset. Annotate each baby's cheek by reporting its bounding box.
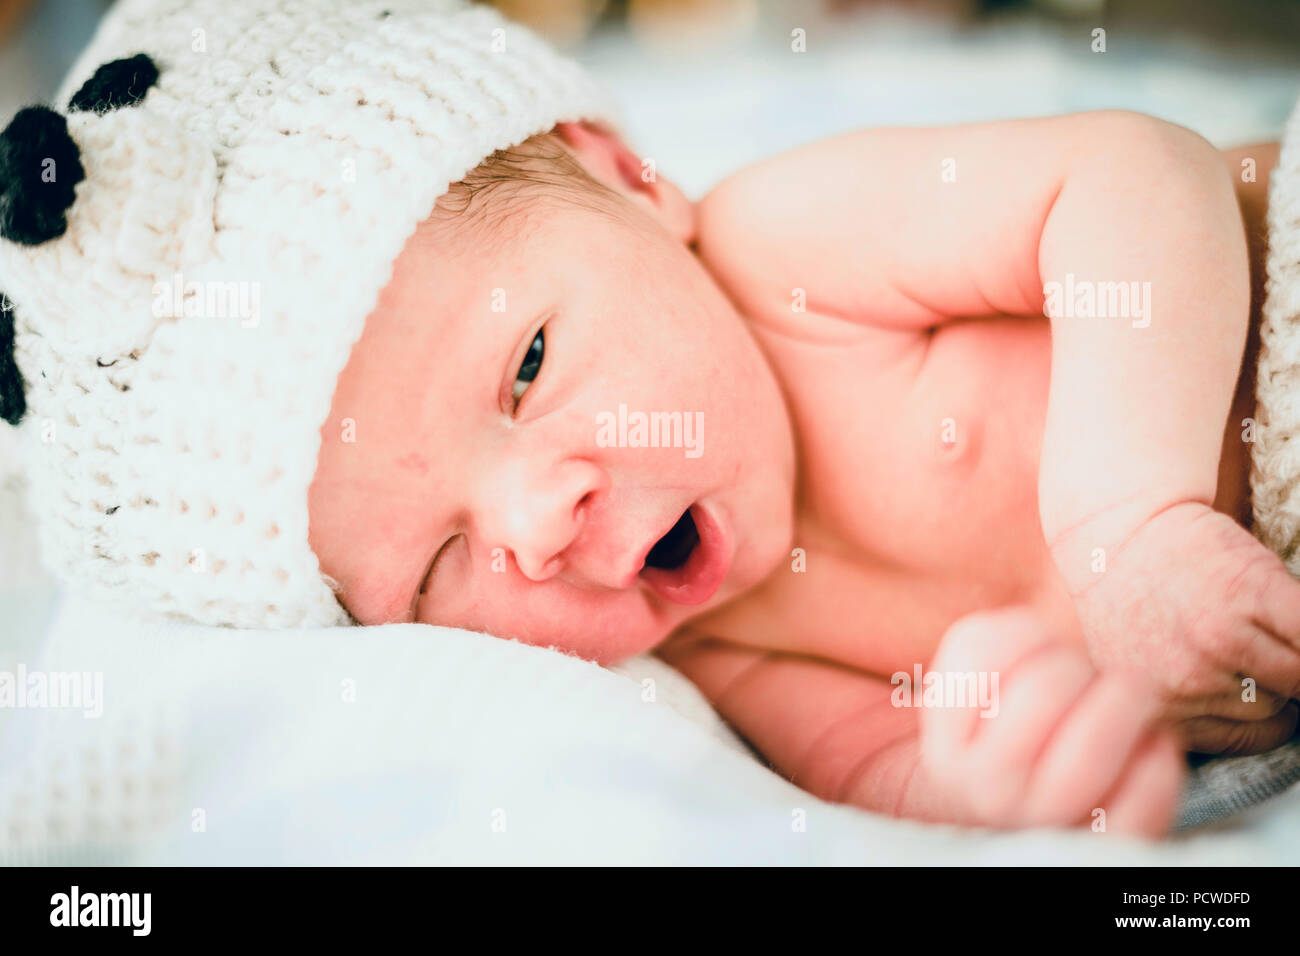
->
[419,569,668,664]
[419,579,579,649]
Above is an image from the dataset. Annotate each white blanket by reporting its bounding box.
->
[0,582,1297,864]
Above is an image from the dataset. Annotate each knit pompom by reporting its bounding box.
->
[68,54,160,115]
[0,106,85,246]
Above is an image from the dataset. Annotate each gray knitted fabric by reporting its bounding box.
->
[1178,90,1300,830]
[1176,740,1300,829]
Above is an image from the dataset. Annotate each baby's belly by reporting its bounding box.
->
[687,315,1081,676]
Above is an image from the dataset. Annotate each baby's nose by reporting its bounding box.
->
[482,458,607,585]
[512,546,565,583]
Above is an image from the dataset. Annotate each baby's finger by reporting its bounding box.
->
[1176,702,1300,755]
[1227,626,1300,700]
[964,645,1094,779]
[1093,730,1184,837]
[922,607,1062,762]
[1251,568,1300,649]
[1020,671,1160,827]
[923,608,1091,822]
[1159,686,1290,722]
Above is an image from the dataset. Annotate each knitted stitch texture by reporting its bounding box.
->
[1253,94,1300,570]
[0,0,619,628]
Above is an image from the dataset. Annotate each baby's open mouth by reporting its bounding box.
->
[638,503,731,606]
[644,509,699,571]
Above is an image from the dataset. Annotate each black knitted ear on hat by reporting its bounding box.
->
[68,53,159,114]
[0,106,85,246]
[0,293,25,426]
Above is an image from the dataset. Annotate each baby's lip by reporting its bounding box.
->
[569,511,682,591]
[637,501,732,606]
[610,514,676,590]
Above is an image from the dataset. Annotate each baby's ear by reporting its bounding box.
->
[554,120,695,245]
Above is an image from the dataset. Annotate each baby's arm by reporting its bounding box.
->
[700,111,1241,540]
[698,113,1300,748]
[657,611,1182,834]
[658,630,959,823]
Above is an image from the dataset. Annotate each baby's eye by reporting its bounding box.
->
[511,328,545,408]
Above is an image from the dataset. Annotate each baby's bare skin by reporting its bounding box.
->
[310,114,1300,835]
[657,127,1297,833]
[672,140,1272,681]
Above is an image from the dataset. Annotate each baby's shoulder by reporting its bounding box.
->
[693,135,865,317]
[691,135,929,350]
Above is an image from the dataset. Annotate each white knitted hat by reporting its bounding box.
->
[0,0,619,627]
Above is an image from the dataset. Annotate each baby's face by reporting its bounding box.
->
[309,180,795,663]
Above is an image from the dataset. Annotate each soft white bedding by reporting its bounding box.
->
[2,587,1296,865]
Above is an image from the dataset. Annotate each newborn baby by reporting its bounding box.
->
[307,115,1296,836]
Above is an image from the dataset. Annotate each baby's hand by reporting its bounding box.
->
[1064,502,1300,754]
[920,606,1183,835]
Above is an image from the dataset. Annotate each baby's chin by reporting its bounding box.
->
[533,566,764,666]
[599,557,780,665]
[549,593,710,666]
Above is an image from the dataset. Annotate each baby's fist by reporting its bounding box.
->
[920,606,1183,836]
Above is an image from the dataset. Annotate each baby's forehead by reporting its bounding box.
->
[378,185,642,358]
[408,190,555,272]
[373,217,538,352]
[390,201,579,309]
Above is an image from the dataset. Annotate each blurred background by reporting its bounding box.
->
[1,0,1299,199]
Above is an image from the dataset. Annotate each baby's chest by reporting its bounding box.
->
[698,314,1078,674]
